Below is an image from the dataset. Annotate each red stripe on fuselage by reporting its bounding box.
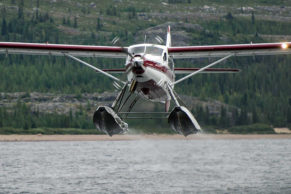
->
[143,60,174,81]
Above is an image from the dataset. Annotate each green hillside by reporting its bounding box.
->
[0,0,291,133]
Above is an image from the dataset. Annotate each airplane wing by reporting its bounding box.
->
[168,42,291,59]
[0,42,127,58]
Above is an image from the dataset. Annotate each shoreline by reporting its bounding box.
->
[0,134,290,142]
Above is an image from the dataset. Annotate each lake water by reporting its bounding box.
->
[0,139,290,193]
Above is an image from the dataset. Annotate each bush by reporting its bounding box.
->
[228,123,274,134]
[0,127,25,134]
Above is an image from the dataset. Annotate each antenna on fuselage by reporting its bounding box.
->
[143,34,147,55]
[144,34,147,44]
[166,25,171,47]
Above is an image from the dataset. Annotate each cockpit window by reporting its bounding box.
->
[131,46,145,55]
[130,46,163,56]
[145,46,163,56]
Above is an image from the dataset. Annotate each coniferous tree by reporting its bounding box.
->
[225,12,233,20]
[73,16,77,28]
[238,109,249,125]
[251,11,255,24]
[219,107,228,127]
[252,108,260,123]
[67,17,71,26]
[18,0,24,19]
[62,17,66,25]
[205,107,210,124]
[96,17,102,30]
[287,98,291,124]
[1,18,7,36]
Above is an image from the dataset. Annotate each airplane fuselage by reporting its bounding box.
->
[126,44,174,103]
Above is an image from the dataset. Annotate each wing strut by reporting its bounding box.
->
[167,83,201,136]
[172,54,233,85]
[65,53,126,84]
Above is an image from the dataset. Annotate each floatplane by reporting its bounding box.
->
[0,27,290,136]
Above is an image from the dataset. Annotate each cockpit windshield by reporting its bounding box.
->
[146,46,163,56]
[131,46,163,56]
[131,46,145,55]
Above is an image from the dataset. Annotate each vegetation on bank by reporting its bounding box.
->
[0,102,278,134]
[0,0,291,133]
[227,123,275,134]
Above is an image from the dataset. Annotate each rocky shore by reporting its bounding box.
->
[0,92,238,119]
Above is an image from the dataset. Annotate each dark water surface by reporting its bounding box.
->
[0,139,290,193]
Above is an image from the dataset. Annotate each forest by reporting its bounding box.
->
[0,0,290,134]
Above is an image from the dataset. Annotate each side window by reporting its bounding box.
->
[163,53,167,61]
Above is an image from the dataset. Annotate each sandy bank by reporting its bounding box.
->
[0,134,290,142]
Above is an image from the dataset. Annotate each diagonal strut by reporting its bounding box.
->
[65,53,126,84]
[172,54,233,85]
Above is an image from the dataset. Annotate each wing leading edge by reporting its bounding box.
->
[2,42,290,59]
[0,42,127,58]
[168,42,291,59]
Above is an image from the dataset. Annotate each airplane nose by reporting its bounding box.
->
[134,61,142,68]
[132,59,145,75]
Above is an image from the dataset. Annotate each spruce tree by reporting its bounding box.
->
[73,16,77,28]
[251,11,255,24]
[96,17,102,30]
[1,18,7,36]
[18,0,24,19]
[287,98,291,124]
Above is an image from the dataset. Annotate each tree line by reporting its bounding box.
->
[0,2,291,132]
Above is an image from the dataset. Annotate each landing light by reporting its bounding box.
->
[281,43,288,49]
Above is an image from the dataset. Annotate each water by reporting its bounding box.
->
[0,139,290,193]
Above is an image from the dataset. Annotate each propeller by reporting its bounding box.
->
[111,36,134,59]
[111,36,135,74]
[111,36,146,75]
[155,35,164,44]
